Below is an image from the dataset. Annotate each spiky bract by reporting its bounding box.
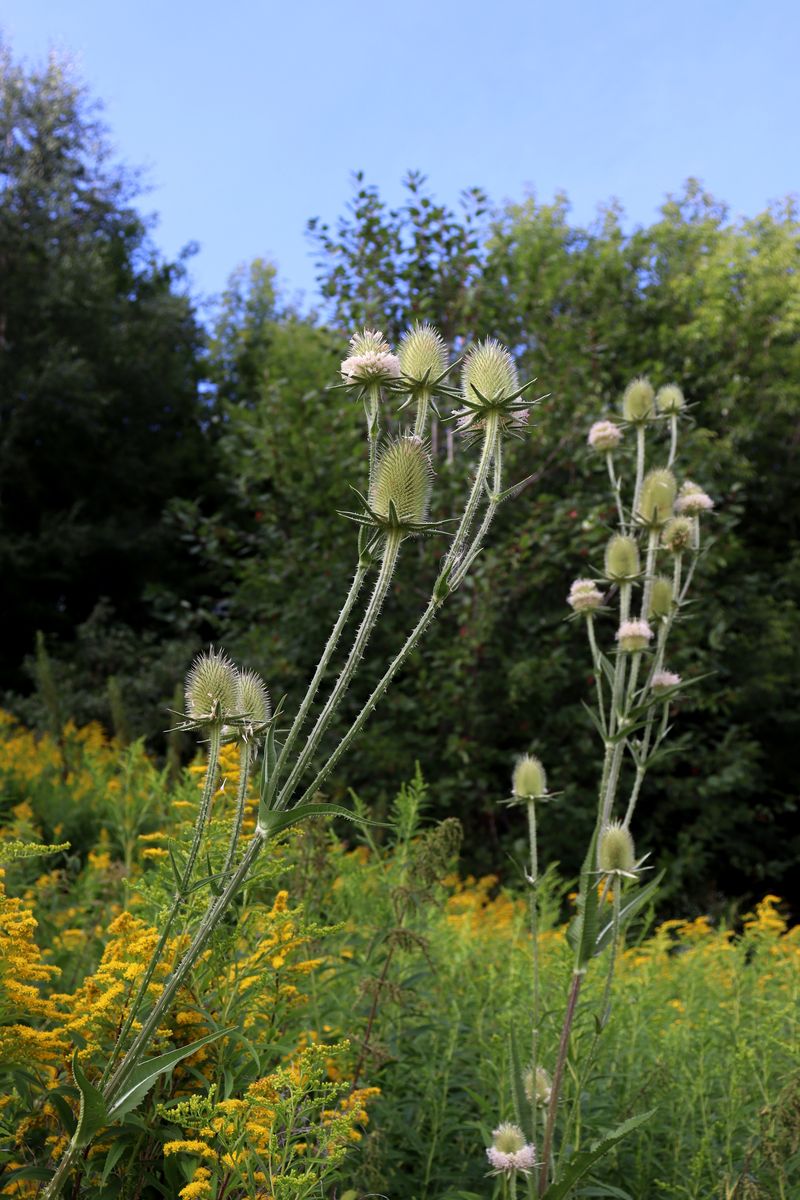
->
[512,754,547,800]
[657,383,685,414]
[639,468,677,526]
[399,321,448,384]
[185,648,238,725]
[622,376,655,422]
[649,576,674,620]
[604,534,640,581]
[369,436,434,528]
[598,821,636,874]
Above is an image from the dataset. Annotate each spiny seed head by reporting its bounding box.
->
[462,338,518,405]
[598,821,636,874]
[349,328,391,356]
[656,383,685,414]
[568,578,604,614]
[492,1124,527,1155]
[185,648,238,724]
[341,328,400,384]
[662,516,694,555]
[616,618,653,652]
[236,669,271,726]
[524,1065,552,1107]
[622,376,655,422]
[399,321,448,383]
[512,754,547,800]
[639,468,677,526]
[369,435,433,526]
[649,576,674,620]
[604,534,640,581]
[588,419,623,452]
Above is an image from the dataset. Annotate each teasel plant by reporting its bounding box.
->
[497,378,714,1199]
[41,325,542,1198]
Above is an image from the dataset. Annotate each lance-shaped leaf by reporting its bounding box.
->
[257,699,286,820]
[540,1109,656,1200]
[72,1051,109,1146]
[568,825,600,970]
[107,1027,235,1121]
[258,803,391,839]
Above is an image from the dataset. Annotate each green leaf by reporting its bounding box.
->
[570,825,600,970]
[258,698,286,821]
[259,803,391,839]
[72,1051,109,1147]
[540,1110,656,1200]
[100,1138,128,1185]
[106,1027,234,1121]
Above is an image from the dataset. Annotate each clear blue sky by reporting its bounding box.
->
[3,0,799,311]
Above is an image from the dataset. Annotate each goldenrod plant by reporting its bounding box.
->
[36,325,542,1197]
[501,378,714,1198]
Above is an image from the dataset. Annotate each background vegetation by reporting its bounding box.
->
[1,48,798,913]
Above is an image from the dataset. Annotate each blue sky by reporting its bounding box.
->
[3,0,798,312]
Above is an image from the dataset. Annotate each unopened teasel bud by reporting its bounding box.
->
[604,534,640,581]
[656,383,685,414]
[524,1065,552,1107]
[462,338,518,405]
[639,468,677,526]
[185,648,238,724]
[598,820,636,874]
[399,321,448,383]
[236,669,271,727]
[622,376,655,422]
[512,754,547,800]
[369,435,433,528]
[649,576,673,620]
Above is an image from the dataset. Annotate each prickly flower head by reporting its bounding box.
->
[486,1123,537,1175]
[462,338,518,405]
[604,534,640,581]
[616,619,653,652]
[656,383,685,414]
[369,435,434,528]
[622,376,655,422]
[399,321,448,384]
[588,419,623,452]
[652,669,682,694]
[341,329,400,385]
[568,578,604,614]
[598,820,637,874]
[236,669,271,729]
[524,1065,552,1108]
[638,468,677,526]
[662,516,694,555]
[512,754,547,800]
[185,648,238,725]
[649,576,674,620]
[675,480,714,515]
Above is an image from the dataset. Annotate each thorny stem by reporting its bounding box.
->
[606,452,626,532]
[278,530,402,804]
[366,383,381,490]
[527,800,541,1151]
[632,423,646,519]
[413,387,430,438]
[221,741,252,877]
[668,414,678,468]
[539,971,583,1196]
[600,582,630,826]
[586,615,606,735]
[102,723,222,1085]
[600,877,622,1026]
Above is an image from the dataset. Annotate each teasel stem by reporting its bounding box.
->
[539,970,583,1195]
[606,452,626,532]
[274,557,370,790]
[632,423,646,519]
[450,430,502,589]
[600,582,630,825]
[445,413,500,575]
[599,876,622,1026]
[291,421,502,809]
[413,386,430,438]
[101,723,222,1085]
[586,614,606,735]
[625,527,660,707]
[366,382,381,490]
[667,413,678,468]
[278,529,403,804]
[527,799,541,1147]
[221,740,252,876]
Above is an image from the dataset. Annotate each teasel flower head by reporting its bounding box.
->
[234,668,272,737]
[341,436,443,538]
[675,480,714,515]
[398,321,449,389]
[524,1065,552,1108]
[512,754,547,801]
[486,1123,537,1175]
[588,419,623,452]
[340,328,401,387]
[598,820,638,877]
[567,577,605,614]
[656,383,686,414]
[616,619,653,652]
[652,669,682,694]
[638,468,677,527]
[185,648,238,727]
[662,516,694,555]
[455,338,534,442]
[622,376,655,423]
[604,534,640,582]
[649,576,674,621]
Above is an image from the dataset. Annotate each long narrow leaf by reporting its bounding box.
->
[107,1027,234,1121]
[260,803,391,839]
[541,1110,656,1200]
[72,1051,109,1146]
